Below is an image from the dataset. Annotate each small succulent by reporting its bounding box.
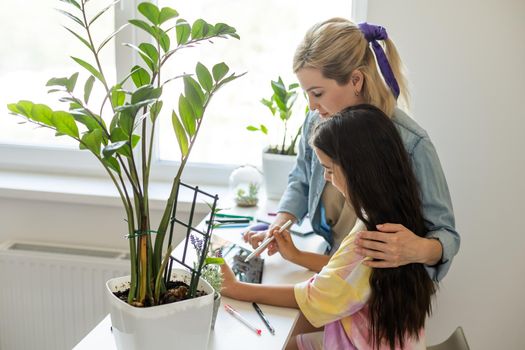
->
[235,183,259,207]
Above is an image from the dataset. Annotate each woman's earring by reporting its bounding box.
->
[354,90,360,97]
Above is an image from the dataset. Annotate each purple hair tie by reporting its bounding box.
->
[358,22,400,99]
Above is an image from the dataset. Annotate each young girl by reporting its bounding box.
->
[222,105,436,349]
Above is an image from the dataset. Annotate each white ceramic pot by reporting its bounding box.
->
[106,268,214,350]
[262,149,297,200]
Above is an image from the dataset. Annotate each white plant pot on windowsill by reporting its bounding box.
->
[262,147,297,200]
[105,268,214,350]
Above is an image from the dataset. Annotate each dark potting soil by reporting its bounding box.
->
[113,280,207,307]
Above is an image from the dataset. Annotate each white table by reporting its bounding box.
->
[74,200,326,350]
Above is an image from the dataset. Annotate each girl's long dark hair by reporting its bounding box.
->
[311,104,436,349]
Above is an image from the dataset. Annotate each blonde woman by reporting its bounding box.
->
[245,18,459,282]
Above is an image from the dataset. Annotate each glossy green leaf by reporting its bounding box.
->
[195,62,212,92]
[31,104,54,126]
[212,62,229,82]
[129,19,156,37]
[218,72,243,86]
[7,103,20,115]
[66,72,79,93]
[131,65,150,87]
[110,128,140,150]
[89,0,120,26]
[52,111,79,138]
[123,43,155,71]
[102,156,121,173]
[131,85,161,105]
[97,23,128,53]
[246,125,258,131]
[176,19,191,45]
[260,124,268,134]
[178,95,195,136]
[204,257,225,265]
[84,75,95,103]
[71,56,105,83]
[63,26,92,51]
[138,2,160,25]
[81,129,103,154]
[159,7,178,24]
[111,85,126,108]
[183,77,203,119]
[139,43,159,69]
[102,140,127,157]
[110,127,128,142]
[56,9,84,27]
[13,100,34,117]
[214,23,237,36]
[46,77,69,87]
[150,101,163,122]
[71,113,102,132]
[191,19,207,39]
[286,93,298,110]
[171,111,188,156]
[118,110,134,135]
[155,27,170,52]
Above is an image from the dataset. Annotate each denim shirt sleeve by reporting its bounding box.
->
[277,112,316,223]
[411,137,460,282]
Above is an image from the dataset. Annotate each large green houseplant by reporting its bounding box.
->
[7,0,242,313]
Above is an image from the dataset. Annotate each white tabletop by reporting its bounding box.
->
[74,200,327,350]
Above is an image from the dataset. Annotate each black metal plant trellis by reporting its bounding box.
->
[164,181,219,298]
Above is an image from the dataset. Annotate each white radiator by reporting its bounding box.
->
[0,241,130,350]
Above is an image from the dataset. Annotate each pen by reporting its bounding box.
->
[206,218,251,224]
[244,219,293,262]
[252,302,275,335]
[215,213,255,221]
[224,304,262,335]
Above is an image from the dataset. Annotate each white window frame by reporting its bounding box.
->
[0,0,367,186]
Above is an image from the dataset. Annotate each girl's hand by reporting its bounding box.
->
[270,226,301,262]
[355,223,442,268]
[219,263,240,298]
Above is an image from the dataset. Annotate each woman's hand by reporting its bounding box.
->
[355,223,443,268]
[243,229,269,250]
[269,226,301,261]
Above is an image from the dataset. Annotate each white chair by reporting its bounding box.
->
[427,327,470,350]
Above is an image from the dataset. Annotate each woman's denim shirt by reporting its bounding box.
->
[278,109,460,282]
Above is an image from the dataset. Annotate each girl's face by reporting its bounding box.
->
[296,67,364,119]
[314,147,347,196]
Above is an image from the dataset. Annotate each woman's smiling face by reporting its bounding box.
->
[296,67,364,119]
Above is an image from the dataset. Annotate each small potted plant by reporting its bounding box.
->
[247,76,305,199]
[6,0,243,348]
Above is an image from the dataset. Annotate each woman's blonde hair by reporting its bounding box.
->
[293,18,409,117]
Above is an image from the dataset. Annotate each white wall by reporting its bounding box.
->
[367,0,525,348]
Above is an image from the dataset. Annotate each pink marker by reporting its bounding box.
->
[224,304,262,335]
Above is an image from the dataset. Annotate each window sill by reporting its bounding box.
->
[0,170,231,212]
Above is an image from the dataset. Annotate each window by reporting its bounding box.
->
[0,0,115,149]
[153,0,352,183]
[1,0,364,184]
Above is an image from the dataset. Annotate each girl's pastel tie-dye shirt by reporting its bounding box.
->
[294,221,426,350]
